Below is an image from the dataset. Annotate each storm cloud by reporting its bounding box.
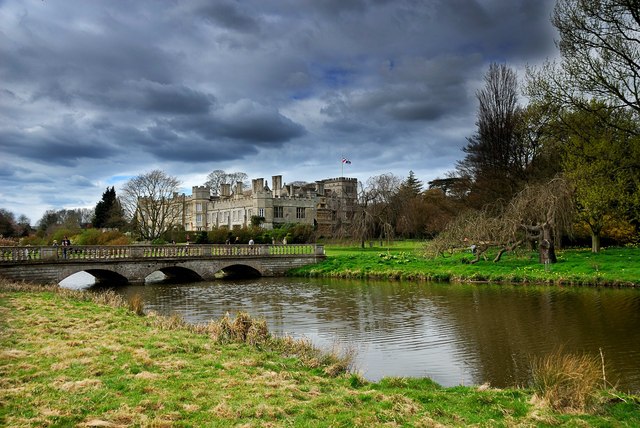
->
[0,0,557,223]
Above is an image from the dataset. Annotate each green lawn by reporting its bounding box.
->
[291,241,640,286]
[2,282,639,427]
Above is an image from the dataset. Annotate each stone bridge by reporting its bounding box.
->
[0,244,325,285]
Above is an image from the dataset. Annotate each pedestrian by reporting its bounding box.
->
[61,236,71,259]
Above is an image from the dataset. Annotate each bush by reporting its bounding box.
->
[207,227,231,244]
[194,231,209,244]
[73,229,132,245]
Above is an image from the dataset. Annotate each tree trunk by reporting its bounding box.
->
[538,226,557,264]
[591,233,601,253]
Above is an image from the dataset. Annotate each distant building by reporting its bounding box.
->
[169,175,358,237]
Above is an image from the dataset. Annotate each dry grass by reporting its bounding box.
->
[530,349,604,413]
[127,293,144,315]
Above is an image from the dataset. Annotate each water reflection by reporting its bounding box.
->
[74,277,640,391]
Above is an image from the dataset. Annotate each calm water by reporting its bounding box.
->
[67,275,640,391]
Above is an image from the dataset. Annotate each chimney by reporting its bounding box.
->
[235,181,243,198]
[272,175,282,197]
[254,178,264,194]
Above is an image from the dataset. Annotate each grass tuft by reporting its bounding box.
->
[128,292,144,315]
[530,349,604,413]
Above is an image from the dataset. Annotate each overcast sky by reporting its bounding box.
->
[1,0,558,224]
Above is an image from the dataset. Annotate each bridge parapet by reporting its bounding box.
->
[0,244,324,263]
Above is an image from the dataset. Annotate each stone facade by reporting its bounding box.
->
[173,175,357,236]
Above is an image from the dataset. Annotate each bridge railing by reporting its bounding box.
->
[0,244,324,263]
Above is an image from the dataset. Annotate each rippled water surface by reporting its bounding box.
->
[76,276,640,391]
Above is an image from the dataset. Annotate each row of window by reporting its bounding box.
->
[194,206,306,224]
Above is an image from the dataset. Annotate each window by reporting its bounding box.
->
[274,206,283,218]
[196,203,202,212]
[196,214,203,224]
[258,208,265,217]
[296,207,305,219]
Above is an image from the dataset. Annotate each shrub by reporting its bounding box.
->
[194,231,209,244]
[530,349,604,413]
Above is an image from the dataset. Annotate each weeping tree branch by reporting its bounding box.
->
[426,177,575,264]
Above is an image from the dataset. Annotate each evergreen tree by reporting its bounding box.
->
[0,209,17,237]
[93,187,126,229]
[398,170,423,197]
[393,171,426,238]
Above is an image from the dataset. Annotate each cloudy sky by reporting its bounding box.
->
[1,0,558,224]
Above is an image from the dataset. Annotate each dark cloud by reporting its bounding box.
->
[195,1,261,33]
[0,0,557,222]
[98,81,215,114]
[170,101,306,144]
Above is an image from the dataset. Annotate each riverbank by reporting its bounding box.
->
[2,280,639,427]
[289,242,640,286]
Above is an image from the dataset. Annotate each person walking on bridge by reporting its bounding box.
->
[61,236,71,259]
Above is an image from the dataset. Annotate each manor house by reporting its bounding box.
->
[173,175,357,237]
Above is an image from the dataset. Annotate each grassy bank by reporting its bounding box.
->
[289,242,640,286]
[2,281,640,427]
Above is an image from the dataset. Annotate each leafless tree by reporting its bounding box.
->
[205,170,249,196]
[458,63,526,204]
[120,170,182,241]
[526,0,640,135]
[351,174,400,246]
[426,177,574,264]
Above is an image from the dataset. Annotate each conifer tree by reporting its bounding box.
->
[93,187,126,229]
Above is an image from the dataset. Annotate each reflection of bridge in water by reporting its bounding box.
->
[0,244,325,285]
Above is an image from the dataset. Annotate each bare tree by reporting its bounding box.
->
[526,0,640,134]
[205,170,226,196]
[120,170,182,241]
[205,170,249,195]
[426,177,574,264]
[507,177,575,263]
[351,174,401,246]
[458,63,529,205]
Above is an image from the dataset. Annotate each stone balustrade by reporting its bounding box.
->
[0,244,324,263]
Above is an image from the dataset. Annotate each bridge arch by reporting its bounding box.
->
[83,269,129,285]
[215,263,262,279]
[150,266,203,283]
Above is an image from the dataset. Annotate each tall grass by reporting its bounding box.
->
[530,349,604,412]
